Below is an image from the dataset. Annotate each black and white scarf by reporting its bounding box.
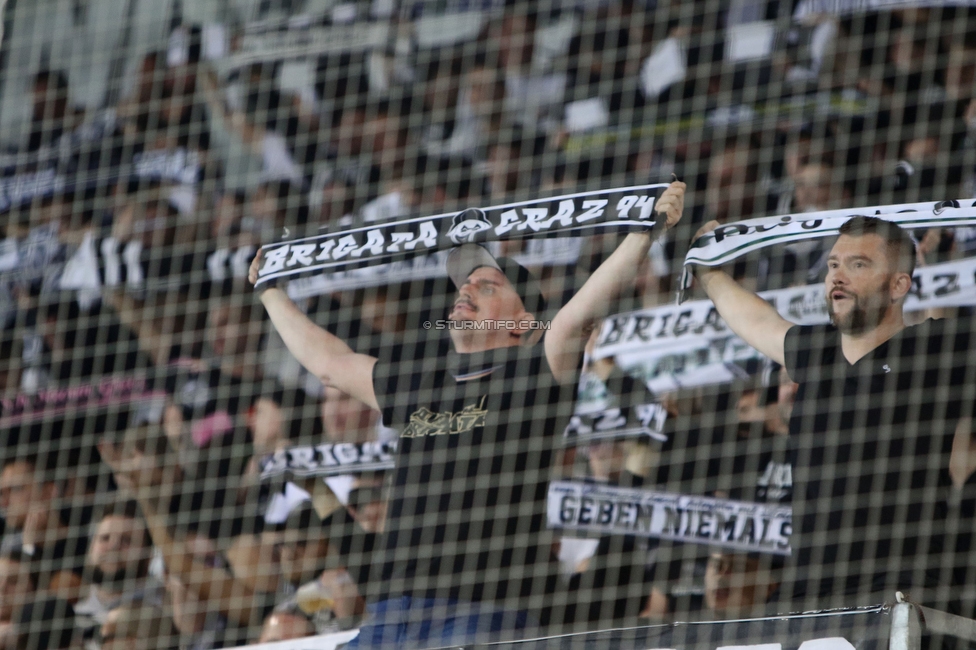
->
[254,184,669,288]
[680,199,976,299]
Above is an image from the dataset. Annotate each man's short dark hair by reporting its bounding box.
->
[837,216,916,276]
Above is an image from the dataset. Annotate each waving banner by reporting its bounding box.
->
[599,256,976,361]
[680,199,976,300]
[548,480,793,555]
[254,184,668,288]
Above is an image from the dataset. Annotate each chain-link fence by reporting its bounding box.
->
[2,1,976,648]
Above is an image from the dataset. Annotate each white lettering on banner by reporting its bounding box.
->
[315,241,336,261]
[407,221,439,250]
[259,246,290,275]
[518,208,550,232]
[577,199,608,222]
[287,244,317,268]
[615,195,655,219]
[541,200,576,229]
[684,200,976,270]
[255,185,667,286]
[332,235,358,260]
[597,256,976,359]
[353,229,386,257]
[547,481,792,555]
[387,232,416,252]
[259,442,397,480]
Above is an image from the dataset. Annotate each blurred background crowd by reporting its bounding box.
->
[1,0,976,647]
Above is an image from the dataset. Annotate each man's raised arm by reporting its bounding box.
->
[249,254,379,410]
[545,181,686,384]
[693,220,793,366]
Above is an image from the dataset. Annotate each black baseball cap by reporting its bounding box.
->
[446,244,548,319]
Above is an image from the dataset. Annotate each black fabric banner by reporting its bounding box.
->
[254,183,669,287]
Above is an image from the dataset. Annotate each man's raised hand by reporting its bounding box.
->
[656,180,687,230]
[694,219,720,241]
[248,248,263,287]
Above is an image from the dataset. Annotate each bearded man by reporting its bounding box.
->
[695,215,975,610]
[74,501,163,643]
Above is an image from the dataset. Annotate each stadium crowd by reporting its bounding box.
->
[1,0,976,647]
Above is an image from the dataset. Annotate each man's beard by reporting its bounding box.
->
[91,559,149,589]
[826,287,891,335]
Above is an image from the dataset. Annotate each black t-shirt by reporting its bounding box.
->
[783,319,976,603]
[371,338,578,610]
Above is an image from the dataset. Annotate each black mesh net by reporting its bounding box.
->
[1,1,976,649]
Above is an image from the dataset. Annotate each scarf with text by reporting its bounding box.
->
[680,199,976,300]
[254,184,669,288]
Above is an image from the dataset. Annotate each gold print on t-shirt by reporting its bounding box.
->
[401,396,488,438]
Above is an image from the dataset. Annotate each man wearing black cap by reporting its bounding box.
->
[249,181,685,647]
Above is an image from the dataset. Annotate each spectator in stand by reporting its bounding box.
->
[272,504,332,604]
[729,382,794,505]
[0,458,51,555]
[99,601,178,650]
[419,52,503,164]
[641,552,784,620]
[210,190,250,246]
[457,62,507,159]
[162,529,228,650]
[736,383,789,439]
[200,65,313,185]
[106,178,192,253]
[483,131,546,202]
[563,12,635,118]
[243,180,309,242]
[98,431,280,643]
[344,475,389,536]
[0,455,87,597]
[248,390,307,467]
[488,7,566,131]
[944,32,976,102]
[0,550,37,648]
[320,387,382,445]
[116,61,212,218]
[701,552,783,617]
[115,53,165,135]
[792,157,846,214]
[164,286,269,432]
[73,501,162,639]
[26,70,85,153]
[704,137,761,225]
[30,294,152,388]
[764,154,853,289]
